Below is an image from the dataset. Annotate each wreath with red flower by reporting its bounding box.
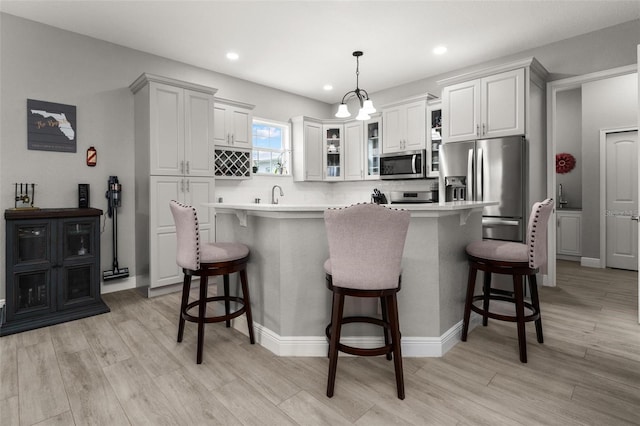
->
[556,152,576,174]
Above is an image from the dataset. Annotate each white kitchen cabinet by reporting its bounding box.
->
[130,73,217,296]
[292,116,324,182]
[426,100,442,178]
[382,95,432,153]
[557,210,582,257]
[139,78,214,176]
[344,120,364,181]
[150,176,215,289]
[441,68,525,143]
[213,98,254,148]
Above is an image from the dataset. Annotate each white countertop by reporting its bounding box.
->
[204,200,497,212]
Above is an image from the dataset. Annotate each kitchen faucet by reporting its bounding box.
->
[558,184,568,208]
[271,185,284,204]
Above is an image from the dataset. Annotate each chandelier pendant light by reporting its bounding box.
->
[335,51,376,120]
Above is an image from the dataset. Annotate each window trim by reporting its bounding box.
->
[252,117,291,176]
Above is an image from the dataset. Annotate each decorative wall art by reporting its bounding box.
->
[555,152,576,174]
[27,99,77,152]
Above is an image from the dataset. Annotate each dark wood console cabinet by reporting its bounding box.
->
[1,208,110,336]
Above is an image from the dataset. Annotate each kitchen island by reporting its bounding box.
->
[205,201,496,357]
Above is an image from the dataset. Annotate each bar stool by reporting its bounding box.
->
[323,203,410,399]
[169,200,255,364]
[461,198,554,363]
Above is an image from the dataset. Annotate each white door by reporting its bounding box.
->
[304,121,323,181]
[442,79,479,143]
[150,83,184,175]
[184,90,214,176]
[344,121,363,181]
[606,130,638,270]
[404,100,427,151]
[481,68,525,139]
[382,106,403,153]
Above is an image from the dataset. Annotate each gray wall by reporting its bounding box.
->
[556,88,583,209]
[581,73,638,258]
[0,13,331,300]
[1,13,639,300]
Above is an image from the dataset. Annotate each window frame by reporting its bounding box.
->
[251,117,291,176]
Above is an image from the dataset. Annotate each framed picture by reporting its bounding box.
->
[27,99,77,152]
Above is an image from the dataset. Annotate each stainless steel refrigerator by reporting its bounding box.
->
[441,136,526,242]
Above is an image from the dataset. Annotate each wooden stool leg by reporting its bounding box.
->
[380,296,392,361]
[482,271,492,326]
[240,268,255,344]
[177,272,191,343]
[529,274,544,343]
[223,274,231,328]
[327,291,345,398]
[387,293,405,400]
[462,263,478,341]
[513,274,527,363]
[197,276,209,364]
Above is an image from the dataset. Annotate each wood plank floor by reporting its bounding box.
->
[1,260,638,425]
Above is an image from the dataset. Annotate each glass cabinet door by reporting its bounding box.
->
[16,271,50,312]
[17,224,48,263]
[60,219,96,308]
[366,117,381,179]
[429,107,442,177]
[324,125,342,180]
[64,222,93,258]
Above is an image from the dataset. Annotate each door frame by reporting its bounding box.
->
[599,127,638,268]
[546,64,637,286]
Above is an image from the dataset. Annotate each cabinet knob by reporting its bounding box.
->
[476,125,480,137]
[186,161,190,175]
[482,123,486,136]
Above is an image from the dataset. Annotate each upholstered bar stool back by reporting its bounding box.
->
[324,203,410,399]
[170,200,255,364]
[461,198,554,363]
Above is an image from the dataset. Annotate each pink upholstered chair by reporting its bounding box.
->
[324,203,410,399]
[169,200,255,364]
[461,198,554,363]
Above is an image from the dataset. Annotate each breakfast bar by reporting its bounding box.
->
[206,201,496,357]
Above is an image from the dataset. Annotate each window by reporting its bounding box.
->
[252,118,291,175]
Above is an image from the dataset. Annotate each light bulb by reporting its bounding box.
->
[362,99,376,114]
[335,104,351,118]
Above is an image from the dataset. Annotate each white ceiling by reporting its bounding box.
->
[2,1,639,103]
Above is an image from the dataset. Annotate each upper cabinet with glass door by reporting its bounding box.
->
[365,114,381,180]
[324,124,344,181]
[427,101,442,178]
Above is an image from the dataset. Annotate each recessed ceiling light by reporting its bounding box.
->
[226,52,239,61]
[323,84,333,91]
[433,45,447,55]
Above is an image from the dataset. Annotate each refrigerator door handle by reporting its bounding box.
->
[467,148,474,201]
[477,148,483,201]
[482,217,521,227]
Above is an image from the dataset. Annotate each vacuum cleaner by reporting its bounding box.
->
[103,175,129,281]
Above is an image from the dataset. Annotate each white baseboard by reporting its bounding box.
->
[231,315,477,357]
[581,257,603,268]
[101,276,137,294]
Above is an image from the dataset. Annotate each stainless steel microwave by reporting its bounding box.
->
[380,150,426,180]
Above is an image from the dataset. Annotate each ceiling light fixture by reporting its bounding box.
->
[323,84,333,91]
[335,51,375,120]
[433,45,447,55]
[226,52,239,61]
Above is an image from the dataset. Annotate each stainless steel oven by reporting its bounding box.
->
[380,150,426,180]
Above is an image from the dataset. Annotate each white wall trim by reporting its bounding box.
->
[580,257,603,268]
[599,126,638,270]
[101,276,137,294]
[232,315,479,357]
[546,64,638,287]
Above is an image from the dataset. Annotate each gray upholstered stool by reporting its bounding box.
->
[461,198,554,363]
[323,203,410,399]
[169,200,255,364]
